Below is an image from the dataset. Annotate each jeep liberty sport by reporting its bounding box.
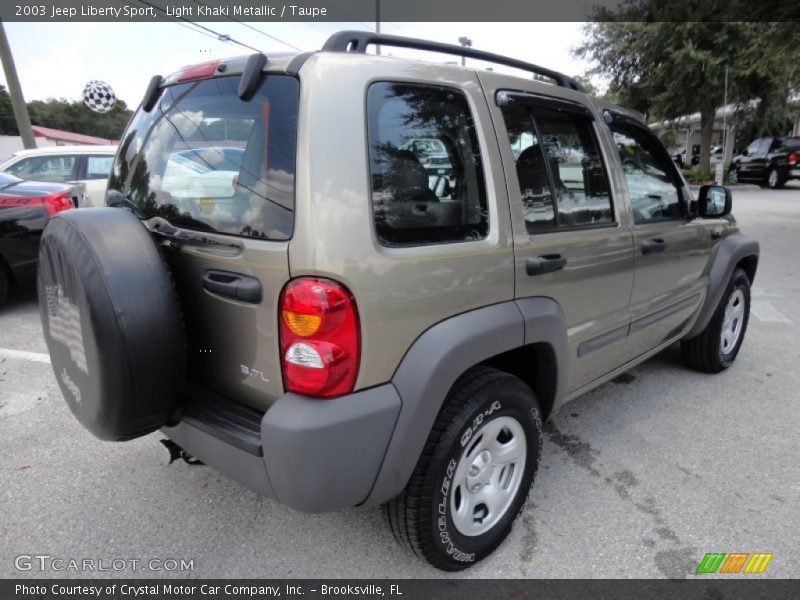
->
[37,31,759,571]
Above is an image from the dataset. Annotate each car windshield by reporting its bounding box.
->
[0,171,23,186]
[108,74,299,240]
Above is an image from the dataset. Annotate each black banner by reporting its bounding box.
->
[3,579,800,600]
[2,0,800,22]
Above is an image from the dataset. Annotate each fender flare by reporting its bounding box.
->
[362,298,568,507]
[685,232,759,340]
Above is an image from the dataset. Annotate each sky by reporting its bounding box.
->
[1,22,595,108]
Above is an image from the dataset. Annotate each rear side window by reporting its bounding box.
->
[109,75,299,240]
[367,82,488,246]
[499,102,613,231]
[86,155,113,179]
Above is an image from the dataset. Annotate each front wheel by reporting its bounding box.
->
[681,268,751,373]
[383,366,542,571]
[728,166,739,184]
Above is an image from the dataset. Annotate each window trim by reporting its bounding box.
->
[365,80,490,248]
[500,97,617,234]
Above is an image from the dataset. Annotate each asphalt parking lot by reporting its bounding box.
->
[1,184,798,579]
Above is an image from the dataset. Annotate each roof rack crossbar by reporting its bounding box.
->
[321,30,586,93]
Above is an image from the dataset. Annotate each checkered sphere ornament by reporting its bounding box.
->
[82,80,116,113]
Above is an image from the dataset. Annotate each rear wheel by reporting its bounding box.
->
[383,366,542,571]
[0,263,8,307]
[767,167,784,189]
[681,268,751,373]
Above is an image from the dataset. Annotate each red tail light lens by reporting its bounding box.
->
[789,152,797,166]
[279,278,360,398]
[41,190,74,217]
[177,60,220,82]
[0,191,73,217]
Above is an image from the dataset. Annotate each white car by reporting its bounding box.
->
[0,145,117,207]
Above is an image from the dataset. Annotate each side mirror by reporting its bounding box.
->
[698,185,732,218]
[741,148,748,156]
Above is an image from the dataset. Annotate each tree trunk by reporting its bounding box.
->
[698,107,715,174]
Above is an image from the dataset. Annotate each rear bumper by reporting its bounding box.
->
[162,383,402,513]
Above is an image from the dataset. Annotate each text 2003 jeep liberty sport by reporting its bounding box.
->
[38,31,759,570]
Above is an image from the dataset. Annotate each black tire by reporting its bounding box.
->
[0,261,8,308]
[728,166,739,185]
[383,366,542,571]
[681,268,751,373]
[37,208,186,441]
[766,167,785,189]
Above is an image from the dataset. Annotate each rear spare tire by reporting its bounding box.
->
[37,207,185,441]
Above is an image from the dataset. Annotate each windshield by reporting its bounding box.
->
[0,171,23,186]
[108,74,299,239]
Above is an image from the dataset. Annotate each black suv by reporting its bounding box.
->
[729,136,800,189]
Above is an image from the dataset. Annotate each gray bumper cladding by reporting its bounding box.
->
[165,384,401,513]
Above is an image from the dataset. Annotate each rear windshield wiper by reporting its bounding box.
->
[144,217,242,251]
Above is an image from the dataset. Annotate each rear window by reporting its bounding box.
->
[108,74,299,240]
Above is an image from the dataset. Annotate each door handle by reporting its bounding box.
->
[526,253,567,276]
[641,238,667,255]
[201,270,262,303]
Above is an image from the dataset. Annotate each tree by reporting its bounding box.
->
[26,97,132,140]
[575,8,800,171]
[0,84,18,135]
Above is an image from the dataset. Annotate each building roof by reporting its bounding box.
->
[31,125,116,146]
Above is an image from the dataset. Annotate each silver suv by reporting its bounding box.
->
[37,31,759,571]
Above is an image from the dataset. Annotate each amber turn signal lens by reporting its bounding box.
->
[282,310,322,337]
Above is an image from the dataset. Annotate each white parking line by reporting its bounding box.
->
[0,348,51,363]
[751,300,793,324]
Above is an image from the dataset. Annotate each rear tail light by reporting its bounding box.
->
[0,191,73,217]
[279,278,360,398]
[176,60,220,82]
[789,152,797,166]
[41,190,74,217]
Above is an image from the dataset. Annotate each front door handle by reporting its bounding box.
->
[641,238,667,255]
[526,253,567,276]
[201,270,262,303]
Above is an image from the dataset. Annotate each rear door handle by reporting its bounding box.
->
[526,253,567,276]
[201,270,262,304]
[641,238,667,255]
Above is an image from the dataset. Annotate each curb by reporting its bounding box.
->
[688,184,761,191]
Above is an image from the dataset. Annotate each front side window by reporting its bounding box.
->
[108,75,299,240]
[500,101,613,232]
[612,126,684,223]
[7,155,76,182]
[367,82,488,246]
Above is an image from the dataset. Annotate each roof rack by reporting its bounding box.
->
[321,30,586,93]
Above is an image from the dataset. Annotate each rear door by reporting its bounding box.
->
[481,75,635,392]
[607,118,709,361]
[80,153,115,206]
[108,73,299,411]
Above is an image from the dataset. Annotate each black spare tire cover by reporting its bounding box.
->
[37,208,185,441]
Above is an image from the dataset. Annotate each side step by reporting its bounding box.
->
[180,384,264,457]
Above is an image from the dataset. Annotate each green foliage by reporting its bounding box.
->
[660,130,677,148]
[574,11,800,172]
[0,84,132,140]
[681,166,713,183]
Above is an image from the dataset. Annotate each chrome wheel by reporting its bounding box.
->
[728,168,738,184]
[450,415,527,537]
[768,169,779,188]
[721,288,745,355]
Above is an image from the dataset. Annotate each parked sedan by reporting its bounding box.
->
[0,172,82,306]
[729,136,800,189]
[0,145,116,207]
